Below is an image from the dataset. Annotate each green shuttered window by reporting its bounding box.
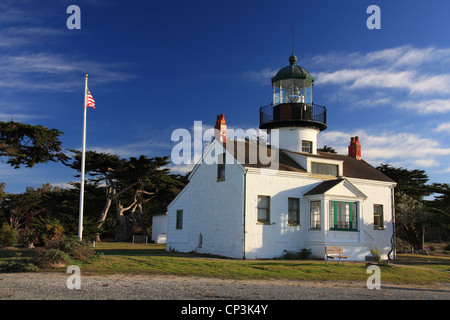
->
[329,201,357,231]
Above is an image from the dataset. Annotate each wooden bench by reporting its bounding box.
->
[325,246,348,264]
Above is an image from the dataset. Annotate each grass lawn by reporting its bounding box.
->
[1,242,449,286]
[84,242,450,285]
[393,254,450,272]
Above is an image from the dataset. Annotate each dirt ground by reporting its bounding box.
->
[0,272,448,301]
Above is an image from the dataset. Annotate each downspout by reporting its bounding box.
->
[242,168,248,260]
[388,184,396,260]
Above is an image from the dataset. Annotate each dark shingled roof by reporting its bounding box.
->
[223,140,305,173]
[304,179,344,196]
[222,140,395,183]
[311,151,395,183]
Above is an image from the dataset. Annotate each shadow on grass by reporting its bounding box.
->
[94,244,229,260]
[0,247,36,259]
[97,248,168,256]
[247,260,366,267]
[393,254,450,265]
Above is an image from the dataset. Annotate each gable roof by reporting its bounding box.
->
[217,139,395,183]
[304,178,367,199]
[222,139,306,173]
[304,178,344,196]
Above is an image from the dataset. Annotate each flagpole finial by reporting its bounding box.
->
[85,74,88,78]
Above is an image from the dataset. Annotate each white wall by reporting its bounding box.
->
[167,184,190,245]
[244,170,395,260]
[275,127,319,154]
[167,142,245,258]
[348,178,395,260]
[244,170,319,259]
[167,141,395,261]
[151,214,167,243]
[305,180,395,260]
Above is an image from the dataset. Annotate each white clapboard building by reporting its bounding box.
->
[167,54,396,260]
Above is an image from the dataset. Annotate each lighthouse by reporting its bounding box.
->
[168,51,397,262]
[259,54,327,154]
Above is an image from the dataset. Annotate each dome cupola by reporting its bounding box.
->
[271,54,314,106]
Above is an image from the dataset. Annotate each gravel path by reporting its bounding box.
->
[0,272,448,300]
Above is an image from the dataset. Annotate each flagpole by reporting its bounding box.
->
[78,74,88,240]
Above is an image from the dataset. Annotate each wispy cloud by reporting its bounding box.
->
[316,69,450,96]
[398,99,450,114]
[0,53,136,92]
[309,45,450,70]
[167,163,193,175]
[0,100,52,122]
[0,27,65,48]
[243,45,450,113]
[0,112,49,122]
[309,45,450,113]
[293,45,450,178]
[434,122,450,134]
[74,138,174,159]
[318,129,450,170]
[0,1,135,93]
[241,68,278,84]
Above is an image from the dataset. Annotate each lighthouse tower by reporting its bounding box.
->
[259,54,327,154]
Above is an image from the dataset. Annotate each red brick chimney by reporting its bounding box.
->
[214,114,227,143]
[348,136,361,160]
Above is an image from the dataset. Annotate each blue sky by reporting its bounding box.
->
[1,0,450,193]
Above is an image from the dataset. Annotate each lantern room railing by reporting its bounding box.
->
[259,102,327,131]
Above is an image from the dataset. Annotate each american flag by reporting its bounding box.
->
[86,90,96,109]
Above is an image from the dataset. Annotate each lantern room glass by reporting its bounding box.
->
[273,78,313,106]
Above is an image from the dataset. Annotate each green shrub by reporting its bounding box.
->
[58,236,94,261]
[370,245,384,265]
[57,236,102,262]
[282,248,312,260]
[0,252,39,273]
[35,248,70,269]
[31,217,65,246]
[32,236,101,270]
[0,259,40,273]
[395,237,410,252]
[0,223,19,247]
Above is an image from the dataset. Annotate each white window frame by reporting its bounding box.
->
[257,195,270,224]
[309,200,321,230]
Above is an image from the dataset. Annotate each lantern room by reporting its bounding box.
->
[259,54,327,154]
[272,54,314,105]
[260,54,327,133]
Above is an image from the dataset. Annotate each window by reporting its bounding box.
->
[257,195,270,224]
[176,210,183,229]
[311,162,338,177]
[310,200,321,229]
[217,153,225,181]
[288,198,300,225]
[302,140,313,153]
[329,201,357,231]
[373,204,384,229]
